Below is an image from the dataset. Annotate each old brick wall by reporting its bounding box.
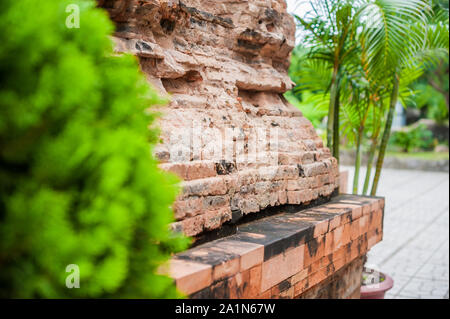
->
[101,0,340,237]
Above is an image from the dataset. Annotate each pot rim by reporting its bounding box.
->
[361,268,394,294]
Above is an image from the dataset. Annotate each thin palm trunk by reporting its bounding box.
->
[371,74,400,196]
[327,66,340,154]
[353,129,363,194]
[363,98,382,195]
[333,88,340,162]
[362,138,377,195]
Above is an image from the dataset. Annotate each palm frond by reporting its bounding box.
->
[359,0,432,74]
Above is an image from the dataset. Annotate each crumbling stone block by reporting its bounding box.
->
[101,0,339,237]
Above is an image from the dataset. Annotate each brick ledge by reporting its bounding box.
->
[163,194,385,298]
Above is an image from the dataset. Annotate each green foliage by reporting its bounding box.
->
[290,0,448,195]
[293,0,361,155]
[359,0,432,77]
[411,81,449,122]
[0,0,189,298]
[404,0,449,124]
[389,124,435,152]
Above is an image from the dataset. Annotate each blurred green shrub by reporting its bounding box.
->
[411,82,449,123]
[389,124,435,153]
[0,0,189,298]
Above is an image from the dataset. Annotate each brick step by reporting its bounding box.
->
[159,194,385,299]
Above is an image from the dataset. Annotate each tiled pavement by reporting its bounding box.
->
[342,166,449,299]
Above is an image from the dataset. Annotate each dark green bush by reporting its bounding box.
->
[389,124,435,153]
[0,0,189,298]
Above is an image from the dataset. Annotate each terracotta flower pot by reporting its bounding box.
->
[360,267,394,299]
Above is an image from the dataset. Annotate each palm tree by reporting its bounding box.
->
[358,0,449,195]
[294,0,361,161]
[290,0,448,196]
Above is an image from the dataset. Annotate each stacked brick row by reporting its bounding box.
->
[160,195,384,298]
[101,0,340,237]
[166,157,340,236]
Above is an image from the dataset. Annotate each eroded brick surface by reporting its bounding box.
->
[101,0,340,237]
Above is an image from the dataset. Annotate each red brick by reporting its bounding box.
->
[285,213,328,238]
[245,265,263,298]
[304,236,325,267]
[333,256,346,271]
[169,259,212,295]
[362,202,372,216]
[360,234,369,255]
[173,196,203,220]
[350,239,362,261]
[181,214,205,237]
[294,278,309,297]
[368,234,379,249]
[213,257,240,282]
[271,284,288,299]
[286,191,299,204]
[211,240,264,271]
[359,215,369,234]
[223,175,238,194]
[256,289,272,299]
[332,245,346,261]
[318,184,335,197]
[377,230,383,243]
[261,245,304,292]
[333,225,344,250]
[202,195,230,210]
[315,138,324,149]
[317,174,331,187]
[351,205,363,220]
[369,209,383,231]
[187,161,217,180]
[370,198,382,212]
[342,222,351,246]
[279,286,294,299]
[278,191,288,205]
[309,255,329,274]
[160,161,217,181]
[308,269,327,287]
[379,198,385,210]
[204,207,232,231]
[350,220,361,240]
[334,201,364,220]
[344,243,353,264]
[301,162,328,177]
[291,268,308,285]
[324,231,335,256]
[229,268,259,299]
[287,179,306,191]
[287,190,314,204]
[227,272,245,299]
[182,177,227,196]
[277,165,300,180]
[313,219,329,237]
[328,214,342,231]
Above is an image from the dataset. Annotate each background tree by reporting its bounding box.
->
[289,0,448,195]
[363,0,449,195]
[294,0,361,161]
[0,0,189,298]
